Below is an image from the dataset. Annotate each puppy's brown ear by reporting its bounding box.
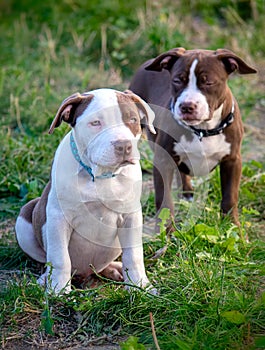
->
[145,47,186,71]
[123,90,156,134]
[49,93,94,134]
[215,49,257,75]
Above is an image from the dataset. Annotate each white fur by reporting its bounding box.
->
[173,132,231,177]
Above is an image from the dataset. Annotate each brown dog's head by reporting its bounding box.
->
[145,48,257,126]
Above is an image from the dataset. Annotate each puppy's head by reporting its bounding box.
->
[49,89,155,170]
[146,48,257,126]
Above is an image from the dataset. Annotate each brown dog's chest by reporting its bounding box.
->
[173,132,231,176]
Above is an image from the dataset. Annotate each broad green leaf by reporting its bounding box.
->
[242,207,260,216]
[120,336,146,350]
[158,208,171,243]
[158,207,171,226]
[41,308,54,335]
[221,237,237,251]
[221,310,246,325]
[194,223,219,242]
[194,223,218,236]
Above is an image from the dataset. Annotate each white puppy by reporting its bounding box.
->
[15,89,156,294]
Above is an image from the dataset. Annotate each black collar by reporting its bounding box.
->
[189,111,234,141]
[170,99,235,141]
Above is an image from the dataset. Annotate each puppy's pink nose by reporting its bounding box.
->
[113,140,132,156]
[180,102,197,114]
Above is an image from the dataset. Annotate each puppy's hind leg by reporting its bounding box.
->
[15,200,46,264]
[15,216,46,263]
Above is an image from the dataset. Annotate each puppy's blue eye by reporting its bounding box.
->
[91,120,101,126]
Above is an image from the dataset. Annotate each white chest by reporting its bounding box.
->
[173,133,231,176]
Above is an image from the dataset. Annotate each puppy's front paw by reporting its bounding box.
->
[51,283,71,295]
[37,271,71,294]
[37,272,47,286]
[140,280,158,295]
[146,285,158,295]
[125,277,158,295]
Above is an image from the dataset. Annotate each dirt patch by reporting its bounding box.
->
[0,218,16,241]
[2,339,120,350]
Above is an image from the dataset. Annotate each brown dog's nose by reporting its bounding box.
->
[180,102,197,114]
[113,140,132,156]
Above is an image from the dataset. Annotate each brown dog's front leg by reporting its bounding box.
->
[153,154,177,234]
[153,161,175,216]
[180,172,193,200]
[220,157,242,226]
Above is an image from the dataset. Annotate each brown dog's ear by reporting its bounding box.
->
[215,49,257,75]
[145,47,186,71]
[49,93,94,134]
[123,90,156,134]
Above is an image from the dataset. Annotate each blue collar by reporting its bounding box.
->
[70,133,116,181]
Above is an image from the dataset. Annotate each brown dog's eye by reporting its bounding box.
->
[173,75,186,85]
[200,75,215,86]
[200,75,207,84]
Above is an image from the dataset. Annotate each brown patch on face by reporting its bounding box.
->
[116,92,142,137]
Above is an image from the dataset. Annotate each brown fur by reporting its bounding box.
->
[116,91,142,137]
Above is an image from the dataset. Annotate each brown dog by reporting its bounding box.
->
[129,48,256,226]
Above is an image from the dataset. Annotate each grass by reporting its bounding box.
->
[1,1,265,349]
[1,218,265,349]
